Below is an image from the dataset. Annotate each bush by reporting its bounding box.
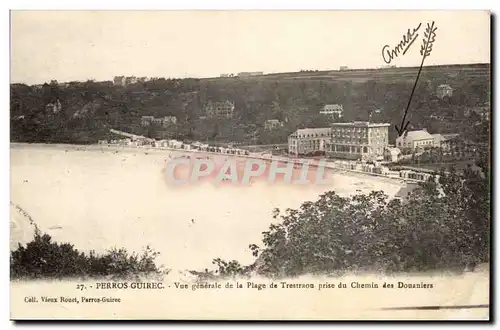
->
[208,160,489,279]
[10,231,168,281]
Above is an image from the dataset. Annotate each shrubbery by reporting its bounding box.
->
[10,230,168,281]
[210,161,490,279]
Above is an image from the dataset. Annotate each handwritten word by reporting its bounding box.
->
[394,21,438,136]
[382,23,422,64]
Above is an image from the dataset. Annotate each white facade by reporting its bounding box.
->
[264,119,284,130]
[436,84,453,99]
[113,76,126,86]
[319,104,343,117]
[125,76,138,85]
[141,116,155,126]
[141,116,177,127]
[45,99,62,114]
[288,128,331,157]
[204,100,235,118]
[237,72,263,77]
[152,116,177,126]
[395,130,435,151]
[113,76,138,86]
[327,122,390,161]
[432,133,460,151]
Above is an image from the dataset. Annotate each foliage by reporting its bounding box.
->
[210,156,490,279]
[211,258,247,278]
[10,231,168,281]
[11,64,490,145]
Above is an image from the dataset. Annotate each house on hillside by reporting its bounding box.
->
[237,72,263,77]
[319,104,344,118]
[204,100,235,119]
[31,84,43,92]
[113,76,138,86]
[113,76,126,86]
[430,113,445,121]
[264,119,284,130]
[432,133,460,150]
[125,76,138,85]
[436,84,453,99]
[141,116,154,126]
[152,116,177,127]
[395,129,435,152]
[45,99,62,114]
[141,116,177,127]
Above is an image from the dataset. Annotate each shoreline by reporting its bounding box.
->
[10,142,409,186]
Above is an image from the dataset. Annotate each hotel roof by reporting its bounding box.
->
[296,127,331,135]
[331,121,390,128]
[289,127,331,137]
[400,130,434,141]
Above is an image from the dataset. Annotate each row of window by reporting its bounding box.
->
[333,128,367,133]
[397,140,434,147]
[332,139,369,145]
[331,145,369,153]
[296,134,331,138]
[332,127,387,133]
[298,141,323,146]
[331,138,387,144]
[332,134,368,138]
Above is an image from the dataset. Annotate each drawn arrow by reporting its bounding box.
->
[395,21,437,137]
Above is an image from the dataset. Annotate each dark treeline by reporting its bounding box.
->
[11,230,168,281]
[11,64,490,145]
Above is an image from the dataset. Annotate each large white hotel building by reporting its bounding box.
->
[288,122,390,161]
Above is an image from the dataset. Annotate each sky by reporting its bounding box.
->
[10,10,490,85]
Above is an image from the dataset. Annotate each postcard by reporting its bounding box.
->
[10,10,491,320]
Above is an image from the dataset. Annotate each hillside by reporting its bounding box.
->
[10,63,490,145]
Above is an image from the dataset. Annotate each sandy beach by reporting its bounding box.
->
[10,143,406,273]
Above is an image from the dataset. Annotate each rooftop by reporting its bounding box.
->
[323,104,343,110]
[290,127,331,137]
[296,127,331,134]
[400,130,434,140]
[331,121,390,128]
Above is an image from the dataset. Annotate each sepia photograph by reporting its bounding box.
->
[9,10,491,320]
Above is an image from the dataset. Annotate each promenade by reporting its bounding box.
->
[108,128,427,184]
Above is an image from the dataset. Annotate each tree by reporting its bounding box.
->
[11,231,168,281]
[208,159,490,279]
